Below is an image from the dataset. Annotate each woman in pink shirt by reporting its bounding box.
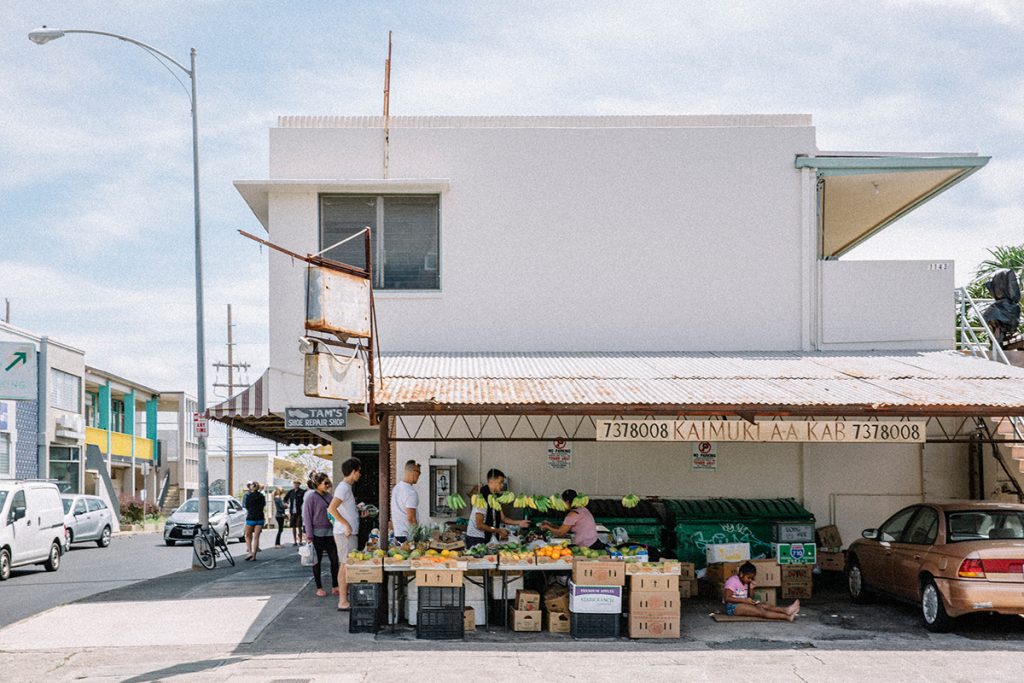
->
[539,489,604,549]
[723,562,799,621]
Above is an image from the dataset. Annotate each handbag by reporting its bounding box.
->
[298,541,316,567]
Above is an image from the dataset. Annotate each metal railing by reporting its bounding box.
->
[956,285,1024,444]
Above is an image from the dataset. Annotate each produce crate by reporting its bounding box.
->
[418,586,465,610]
[348,583,382,608]
[416,607,465,640]
[348,605,379,633]
[570,612,621,639]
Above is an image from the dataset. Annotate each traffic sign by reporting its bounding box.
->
[193,412,209,438]
[0,342,37,400]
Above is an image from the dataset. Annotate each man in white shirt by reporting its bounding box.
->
[328,457,364,610]
[391,460,421,543]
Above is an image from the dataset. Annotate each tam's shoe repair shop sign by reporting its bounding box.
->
[597,419,926,443]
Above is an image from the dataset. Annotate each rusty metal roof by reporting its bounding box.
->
[373,351,1024,415]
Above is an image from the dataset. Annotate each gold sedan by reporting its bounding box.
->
[846,502,1024,632]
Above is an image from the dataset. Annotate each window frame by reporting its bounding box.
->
[49,369,81,413]
[318,193,442,292]
[903,507,939,545]
[0,432,11,479]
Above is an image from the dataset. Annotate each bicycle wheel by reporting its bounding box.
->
[216,531,235,567]
[192,531,216,569]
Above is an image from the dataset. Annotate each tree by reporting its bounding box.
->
[960,244,1024,347]
[275,447,331,484]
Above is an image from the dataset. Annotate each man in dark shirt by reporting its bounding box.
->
[283,480,306,545]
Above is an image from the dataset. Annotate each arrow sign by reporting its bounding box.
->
[0,342,36,400]
[5,351,27,372]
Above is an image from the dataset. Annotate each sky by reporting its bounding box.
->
[1,0,1022,406]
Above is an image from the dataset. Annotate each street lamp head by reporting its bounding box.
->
[28,27,65,45]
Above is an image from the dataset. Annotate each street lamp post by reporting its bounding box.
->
[29,27,211,562]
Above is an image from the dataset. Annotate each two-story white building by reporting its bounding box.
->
[216,115,1024,547]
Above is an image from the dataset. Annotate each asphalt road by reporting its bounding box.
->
[0,532,200,628]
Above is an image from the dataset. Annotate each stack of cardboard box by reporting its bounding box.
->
[816,525,845,572]
[627,562,681,639]
[678,562,698,598]
[569,558,624,638]
[780,564,813,600]
[543,584,570,633]
[511,589,542,632]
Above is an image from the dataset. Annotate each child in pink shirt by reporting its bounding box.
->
[722,562,800,621]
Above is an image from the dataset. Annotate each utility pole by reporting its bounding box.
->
[213,303,249,495]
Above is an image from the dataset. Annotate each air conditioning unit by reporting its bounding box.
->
[55,413,85,439]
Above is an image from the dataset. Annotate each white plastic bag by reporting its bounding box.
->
[299,541,316,567]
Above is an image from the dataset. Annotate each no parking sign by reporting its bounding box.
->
[691,441,717,471]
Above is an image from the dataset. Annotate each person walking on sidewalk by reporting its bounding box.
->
[244,482,267,561]
[283,480,305,546]
[302,472,339,598]
[273,488,287,547]
[328,457,367,611]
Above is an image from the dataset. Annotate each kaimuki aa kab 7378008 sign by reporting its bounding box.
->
[595,419,927,443]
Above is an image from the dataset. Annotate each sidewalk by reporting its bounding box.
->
[2,550,1024,681]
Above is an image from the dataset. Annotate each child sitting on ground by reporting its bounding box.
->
[722,561,800,622]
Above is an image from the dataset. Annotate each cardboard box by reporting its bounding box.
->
[515,589,541,611]
[699,580,725,599]
[774,542,817,565]
[773,522,816,543]
[628,609,680,639]
[704,562,743,584]
[512,609,543,632]
[547,611,571,633]
[346,563,384,583]
[415,569,464,587]
[544,584,569,614]
[624,559,681,575]
[678,562,696,581]
[818,551,845,572]
[781,582,812,600]
[679,578,699,599]
[630,590,679,612]
[572,559,625,586]
[751,587,777,606]
[630,574,680,593]
[464,607,476,631]
[568,580,623,614]
[749,559,781,587]
[706,543,750,563]
[780,564,813,583]
[816,525,843,551]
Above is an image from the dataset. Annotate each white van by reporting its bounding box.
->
[0,480,66,580]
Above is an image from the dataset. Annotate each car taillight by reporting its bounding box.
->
[978,559,1024,574]
[958,558,986,578]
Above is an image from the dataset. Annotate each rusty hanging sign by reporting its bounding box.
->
[239,229,380,424]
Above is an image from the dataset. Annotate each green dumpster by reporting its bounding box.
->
[664,498,814,569]
[529,498,667,547]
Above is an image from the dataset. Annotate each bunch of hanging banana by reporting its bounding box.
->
[548,495,568,512]
[487,494,503,511]
[445,493,468,510]
[513,493,529,508]
[621,494,641,508]
[571,494,590,508]
[498,491,515,504]
[470,493,487,509]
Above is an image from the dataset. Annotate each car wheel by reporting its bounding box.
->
[221,525,230,543]
[164,539,177,547]
[97,526,112,548]
[847,559,871,604]
[0,548,10,581]
[64,528,72,551]
[43,542,61,572]
[921,580,954,632]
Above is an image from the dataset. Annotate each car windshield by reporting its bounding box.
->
[946,510,1024,542]
[62,499,73,514]
[178,500,225,515]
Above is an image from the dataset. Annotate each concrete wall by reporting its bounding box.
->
[263,120,819,409]
[819,260,955,350]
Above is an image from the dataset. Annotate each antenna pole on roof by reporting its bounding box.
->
[383,30,392,179]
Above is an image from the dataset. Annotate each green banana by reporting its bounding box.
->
[488,494,503,511]
[498,491,515,504]
[513,494,527,509]
[621,494,640,509]
[535,496,549,513]
[572,494,590,508]
[471,493,486,509]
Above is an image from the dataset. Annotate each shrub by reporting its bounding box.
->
[120,496,145,524]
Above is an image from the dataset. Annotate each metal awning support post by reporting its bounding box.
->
[378,414,391,549]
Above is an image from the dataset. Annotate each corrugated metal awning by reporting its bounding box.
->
[206,370,326,446]
[371,350,1024,416]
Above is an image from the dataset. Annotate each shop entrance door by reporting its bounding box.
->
[351,443,379,549]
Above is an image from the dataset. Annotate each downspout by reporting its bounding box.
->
[37,336,48,479]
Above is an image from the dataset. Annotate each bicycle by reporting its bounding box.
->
[192,524,235,569]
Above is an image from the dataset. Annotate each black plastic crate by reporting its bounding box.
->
[418,586,465,610]
[349,583,382,608]
[416,607,465,640]
[348,605,379,633]
[570,612,621,639]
